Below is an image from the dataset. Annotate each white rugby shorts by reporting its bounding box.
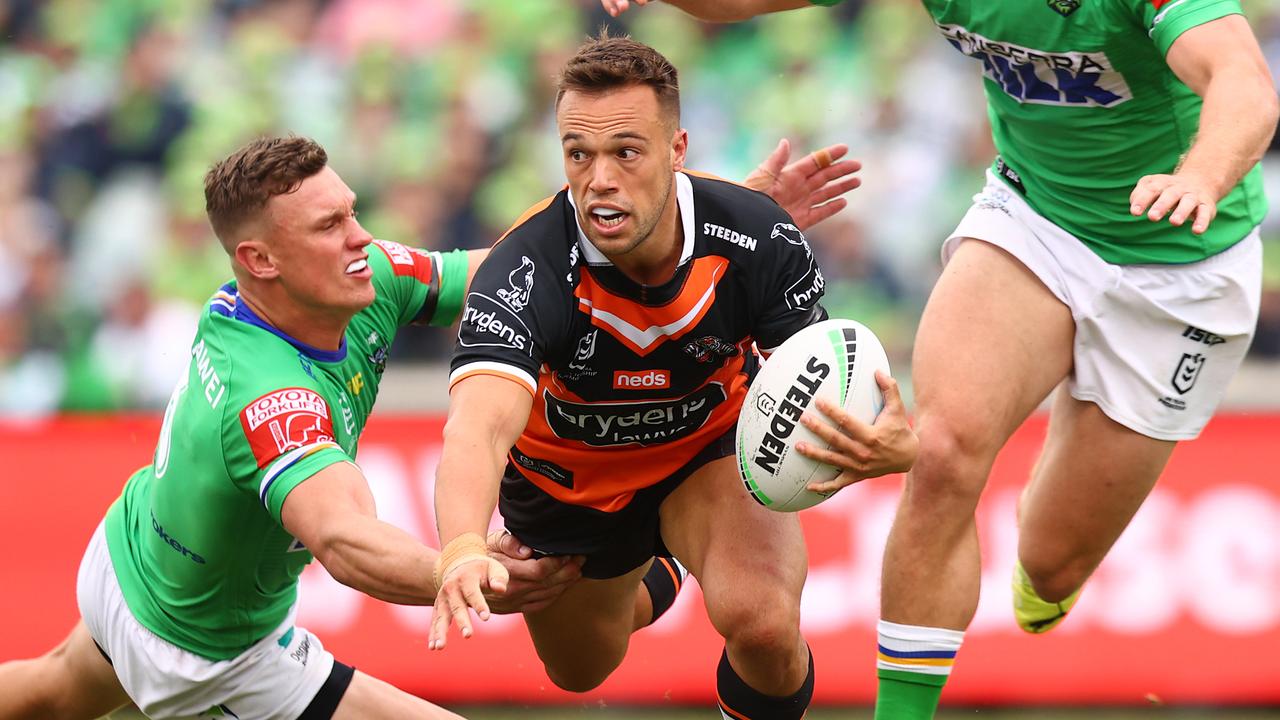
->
[943,171,1261,441]
[77,523,336,719]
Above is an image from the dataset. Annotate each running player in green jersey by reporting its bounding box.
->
[604,1,1277,718]
[0,132,863,719]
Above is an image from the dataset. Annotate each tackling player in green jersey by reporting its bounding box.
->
[604,1,1277,718]
[0,131,863,719]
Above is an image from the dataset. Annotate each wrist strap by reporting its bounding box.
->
[433,532,489,590]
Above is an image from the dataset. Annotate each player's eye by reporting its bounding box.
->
[619,148,638,160]
[568,149,587,162]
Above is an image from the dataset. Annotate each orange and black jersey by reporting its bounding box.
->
[450,172,827,511]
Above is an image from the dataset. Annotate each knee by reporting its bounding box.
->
[906,415,999,507]
[712,591,801,663]
[1019,550,1091,603]
[543,662,617,694]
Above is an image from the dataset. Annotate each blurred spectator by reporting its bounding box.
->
[3,0,1279,414]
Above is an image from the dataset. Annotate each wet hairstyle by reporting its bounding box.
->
[204,135,328,250]
[556,31,680,127]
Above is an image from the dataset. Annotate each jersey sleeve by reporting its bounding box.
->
[368,239,469,327]
[1137,0,1244,57]
[449,235,563,395]
[752,219,829,353]
[231,386,352,524]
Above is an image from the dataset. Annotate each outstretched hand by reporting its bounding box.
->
[600,0,650,15]
[794,370,918,494]
[744,139,862,231]
[428,534,508,651]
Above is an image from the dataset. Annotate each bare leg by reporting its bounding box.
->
[882,240,1075,630]
[1018,389,1175,602]
[0,620,131,720]
[332,670,466,719]
[661,456,809,696]
[522,565,649,692]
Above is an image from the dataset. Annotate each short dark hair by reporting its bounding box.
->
[556,32,680,126]
[204,135,328,248]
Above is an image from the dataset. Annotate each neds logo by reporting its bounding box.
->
[613,369,670,390]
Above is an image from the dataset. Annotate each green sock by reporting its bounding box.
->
[874,668,946,720]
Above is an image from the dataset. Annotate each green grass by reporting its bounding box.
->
[104,706,1280,719]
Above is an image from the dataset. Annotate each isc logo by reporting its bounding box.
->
[613,369,670,390]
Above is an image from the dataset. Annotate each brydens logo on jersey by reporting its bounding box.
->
[240,388,336,467]
[461,292,532,354]
[545,383,726,446]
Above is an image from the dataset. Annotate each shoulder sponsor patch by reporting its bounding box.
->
[460,292,533,354]
[240,388,337,468]
[373,239,435,285]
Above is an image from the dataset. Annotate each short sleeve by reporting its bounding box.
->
[450,241,560,395]
[1139,0,1244,57]
[234,386,351,523]
[369,240,469,327]
[753,221,829,352]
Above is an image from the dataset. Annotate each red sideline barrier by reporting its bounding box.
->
[2,414,1277,705]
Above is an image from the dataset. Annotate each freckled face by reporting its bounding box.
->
[557,85,686,262]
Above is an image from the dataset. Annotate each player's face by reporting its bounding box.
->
[558,85,687,262]
[264,166,376,317]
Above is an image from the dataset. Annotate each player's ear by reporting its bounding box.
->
[235,239,280,280]
[671,127,688,172]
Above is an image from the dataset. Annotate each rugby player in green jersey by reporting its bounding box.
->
[0,131,862,720]
[605,1,1278,718]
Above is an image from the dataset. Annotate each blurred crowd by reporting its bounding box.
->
[2,0,1280,416]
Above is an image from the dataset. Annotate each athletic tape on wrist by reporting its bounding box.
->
[433,532,490,590]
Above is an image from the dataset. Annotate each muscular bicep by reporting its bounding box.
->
[280,461,376,556]
[1165,14,1272,97]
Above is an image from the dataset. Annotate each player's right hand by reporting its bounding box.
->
[485,529,584,614]
[428,553,509,651]
[601,0,651,16]
[1129,172,1220,235]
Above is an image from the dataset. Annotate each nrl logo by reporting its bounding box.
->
[1047,0,1080,17]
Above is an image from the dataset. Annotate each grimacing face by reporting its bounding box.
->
[262,166,376,319]
[557,84,687,263]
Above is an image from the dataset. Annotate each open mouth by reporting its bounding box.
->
[345,259,369,275]
[589,207,628,232]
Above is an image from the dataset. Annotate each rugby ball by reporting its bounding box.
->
[736,318,890,512]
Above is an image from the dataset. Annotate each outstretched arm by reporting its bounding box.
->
[745,139,861,230]
[1130,14,1278,235]
[430,373,535,648]
[281,453,574,610]
[602,0,812,22]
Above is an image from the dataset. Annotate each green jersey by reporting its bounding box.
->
[103,240,467,660]
[815,0,1266,264]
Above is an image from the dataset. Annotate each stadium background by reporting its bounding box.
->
[1,0,1278,717]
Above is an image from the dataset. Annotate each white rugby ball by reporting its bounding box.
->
[736,318,890,512]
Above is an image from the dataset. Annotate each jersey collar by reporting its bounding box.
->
[209,282,348,363]
[569,171,695,268]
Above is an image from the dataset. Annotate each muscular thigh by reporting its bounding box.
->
[658,456,806,627]
[914,239,1074,449]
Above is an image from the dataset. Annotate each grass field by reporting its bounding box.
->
[104,706,1280,719]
